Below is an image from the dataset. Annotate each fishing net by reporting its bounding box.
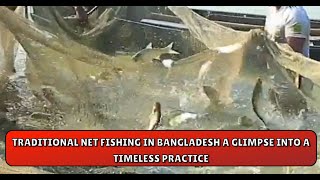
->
[0,6,319,174]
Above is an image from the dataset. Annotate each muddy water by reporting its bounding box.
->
[0,41,319,174]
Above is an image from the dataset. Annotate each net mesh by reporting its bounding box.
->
[0,6,319,174]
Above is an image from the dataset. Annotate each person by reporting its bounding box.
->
[264,6,313,96]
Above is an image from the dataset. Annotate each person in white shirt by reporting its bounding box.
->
[265,6,313,96]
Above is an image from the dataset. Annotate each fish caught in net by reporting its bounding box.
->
[0,6,319,174]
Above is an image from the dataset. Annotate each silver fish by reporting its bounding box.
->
[202,85,224,111]
[197,60,213,86]
[147,102,162,130]
[251,77,269,130]
[132,42,180,62]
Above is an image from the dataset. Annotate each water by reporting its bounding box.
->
[7,41,319,174]
[188,6,320,20]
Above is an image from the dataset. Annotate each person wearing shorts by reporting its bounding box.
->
[265,6,313,96]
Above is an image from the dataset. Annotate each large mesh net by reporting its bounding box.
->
[0,6,319,174]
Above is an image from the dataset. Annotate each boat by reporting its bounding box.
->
[191,8,320,36]
[24,6,320,61]
[188,8,320,61]
[142,7,320,61]
[189,7,320,27]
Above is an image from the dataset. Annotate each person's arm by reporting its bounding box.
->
[284,10,310,88]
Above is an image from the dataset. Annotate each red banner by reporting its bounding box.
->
[5,130,317,166]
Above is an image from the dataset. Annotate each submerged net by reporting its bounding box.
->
[0,6,319,174]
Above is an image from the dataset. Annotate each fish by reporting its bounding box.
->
[40,86,78,111]
[252,77,310,130]
[251,77,270,130]
[197,60,213,86]
[132,42,180,62]
[202,85,223,111]
[195,84,268,130]
[147,102,162,130]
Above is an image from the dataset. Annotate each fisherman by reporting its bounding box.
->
[264,6,313,96]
